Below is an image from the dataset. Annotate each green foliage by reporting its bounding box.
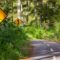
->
[20,0,60,29]
[0,19,29,60]
[24,25,60,42]
[0,0,60,59]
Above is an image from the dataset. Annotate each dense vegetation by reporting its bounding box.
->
[0,19,30,60]
[0,0,60,60]
[19,0,60,41]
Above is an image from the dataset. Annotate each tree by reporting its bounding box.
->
[13,0,60,28]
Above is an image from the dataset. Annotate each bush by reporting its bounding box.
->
[24,25,56,40]
[0,20,29,60]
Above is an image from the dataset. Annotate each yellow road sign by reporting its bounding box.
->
[15,18,24,25]
[0,9,7,23]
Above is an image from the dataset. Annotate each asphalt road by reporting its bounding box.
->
[29,40,60,60]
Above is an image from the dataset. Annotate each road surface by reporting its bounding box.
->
[29,40,60,60]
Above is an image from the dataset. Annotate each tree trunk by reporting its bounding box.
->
[17,0,22,19]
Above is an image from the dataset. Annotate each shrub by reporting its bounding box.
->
[0,20,29,60]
